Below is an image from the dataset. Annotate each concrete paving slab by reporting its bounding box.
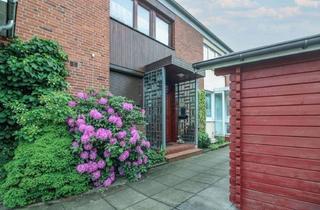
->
[128,179,169,196]
[154,174,187,187]
[173,180,209,193]
[189,173,221,184]
[125,198,172,210]
[103,188,147,210]
[152,188,193,207]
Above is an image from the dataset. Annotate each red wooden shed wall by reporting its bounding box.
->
[219,52,320,210]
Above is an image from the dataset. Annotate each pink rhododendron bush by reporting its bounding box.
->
[67,90,151,188]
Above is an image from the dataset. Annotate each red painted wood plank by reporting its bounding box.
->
[242,116,320,127]
[243,170,320,193]
[242,134,320,148]
[243,180,320,204]
[242,197,291,210]
[242,152,320,172]
[242,82,320,98]
[242,105,320,116]
[242,71,320,89]
[242,94,320,107]
[243,189,320,210]
[242,125,320,138]
[242,143,320,159]
[242,162,320,182]
[242,59,320,80]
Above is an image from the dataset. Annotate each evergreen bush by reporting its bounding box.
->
[0,37,68,180]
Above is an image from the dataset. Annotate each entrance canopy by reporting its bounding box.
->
[144,55,204,83]
[143,55,204,149]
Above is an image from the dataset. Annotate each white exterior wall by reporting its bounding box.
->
[203,39,230,142]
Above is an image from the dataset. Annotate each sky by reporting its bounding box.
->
[175,0,320,51]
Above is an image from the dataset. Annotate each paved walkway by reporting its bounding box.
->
[15,147,236,210]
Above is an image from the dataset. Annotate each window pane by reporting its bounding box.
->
[110,0,133,27]
[203,45,208,60]
[156,17,169,45]
[214,93,223,135]
[206,93,211,117]
[137,5,150,35]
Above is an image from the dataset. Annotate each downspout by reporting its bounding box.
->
[0,19,13,31]
[0,0,18,32]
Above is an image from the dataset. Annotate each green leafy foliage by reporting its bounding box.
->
[198,131,211,149]
[209,136,228,150]
[0,37,68,180]
[198,90,206,133]
[0,126,89,208]
[13,91,74,142]
[145,149,166,167]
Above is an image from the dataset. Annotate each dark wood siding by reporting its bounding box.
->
[110,19,174,70]
[225,53,320,210]
[110,70,143,106]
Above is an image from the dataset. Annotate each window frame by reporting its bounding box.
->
[203,44,220,61]
[110,0,173,47]
[110,0,134,27]
[136,3,151,36]
[155,14,171,46]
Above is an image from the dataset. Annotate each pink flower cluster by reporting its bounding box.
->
[122,102,134,111]
[108,115,123,128]
[67,91,152,188]
[90,109,103,120]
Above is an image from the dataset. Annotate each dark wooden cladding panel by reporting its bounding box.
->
[110,19,174,70]
[110,71,143,106]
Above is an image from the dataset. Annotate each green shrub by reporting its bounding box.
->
[0,126,89,208]
[198,131,211,149]
[0,37,68,180]
[13,91,74,142]
[198,90,206,133]
[145,149,166,167]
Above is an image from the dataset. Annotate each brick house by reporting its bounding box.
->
[0,0,231,156]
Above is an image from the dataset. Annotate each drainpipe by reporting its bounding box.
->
[0,0,18,33]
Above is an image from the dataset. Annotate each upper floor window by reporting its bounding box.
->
[110,0,133,27]
[203,44,219,61]
[110,0,172,47]
[155,16,169,46]
[137,4,150,35]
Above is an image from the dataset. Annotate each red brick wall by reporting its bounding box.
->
[174,17,203,63]
[12,0,110,93]
[174,17,204,88]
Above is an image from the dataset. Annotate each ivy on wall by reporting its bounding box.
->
[198,90,206,133]
[0,37,69,180]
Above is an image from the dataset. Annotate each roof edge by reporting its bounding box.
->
[193,34,320,70]
[160,0,233,53]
